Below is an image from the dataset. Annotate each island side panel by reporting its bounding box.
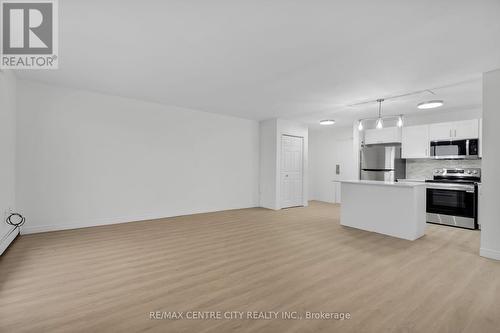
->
[412,185,427,239]
[340,182,426,240]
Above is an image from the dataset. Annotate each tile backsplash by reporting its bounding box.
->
[405,159,482,180]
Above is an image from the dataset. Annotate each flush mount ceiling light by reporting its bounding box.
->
[319,119,335,125]
[417,100,444,109]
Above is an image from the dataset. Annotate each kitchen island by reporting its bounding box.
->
[340,180,427,240]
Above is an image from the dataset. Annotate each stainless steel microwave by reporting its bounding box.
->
[430,139,479,159]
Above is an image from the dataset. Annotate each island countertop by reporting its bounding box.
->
[340,180,427,187]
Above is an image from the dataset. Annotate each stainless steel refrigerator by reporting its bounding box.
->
[360,144,406,181]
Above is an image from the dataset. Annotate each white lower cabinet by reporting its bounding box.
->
[402,125,430,158]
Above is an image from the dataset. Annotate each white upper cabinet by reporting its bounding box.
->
[364,127,402,145]
[453,119,479,140]
[402,125,430,158]
[429,119,479,141]
[429,122,453,141]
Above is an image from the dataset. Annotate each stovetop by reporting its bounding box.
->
[427,168,481,184]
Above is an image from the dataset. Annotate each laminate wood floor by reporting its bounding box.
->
[1,201,499,333]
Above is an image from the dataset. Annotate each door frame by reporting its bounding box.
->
[279,134,305,209]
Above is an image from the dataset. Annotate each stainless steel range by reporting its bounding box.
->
[425,168,480,230]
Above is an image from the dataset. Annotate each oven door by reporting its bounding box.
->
[426,186,477,229]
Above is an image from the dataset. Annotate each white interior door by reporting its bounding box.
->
[281,135,304,208]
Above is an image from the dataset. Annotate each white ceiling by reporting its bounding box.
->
[16,0,500,126]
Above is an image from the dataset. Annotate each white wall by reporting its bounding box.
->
[308,126,356,203]
[16,81,260,234]
[259,119,277,209]
[480,69,500,260]
[259,118,308,210]
[0,70,17,252]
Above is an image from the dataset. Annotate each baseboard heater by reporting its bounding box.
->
[0,227,19,256]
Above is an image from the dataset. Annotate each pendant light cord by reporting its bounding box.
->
[377,98,384,118]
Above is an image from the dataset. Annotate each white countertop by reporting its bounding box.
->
[340,180,426,187]
[397,179,428,182]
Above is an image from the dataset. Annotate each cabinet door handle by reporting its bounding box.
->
[454,129,457,137]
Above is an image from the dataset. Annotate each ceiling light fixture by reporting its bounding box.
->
[397,115,403,128]
[358,120,363,131]
[319,119,335,125]
[417,100,444,109]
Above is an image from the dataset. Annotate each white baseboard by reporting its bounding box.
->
[0,227,19,255]
[20,204,258,235]
[480,247,500,261]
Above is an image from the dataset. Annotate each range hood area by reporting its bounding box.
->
[360,118,482,161]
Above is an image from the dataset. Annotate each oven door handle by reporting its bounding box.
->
[426,185,475,191]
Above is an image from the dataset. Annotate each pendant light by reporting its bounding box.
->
[375,99,384,129]
[358,120,363,131]
[397,115,403,127]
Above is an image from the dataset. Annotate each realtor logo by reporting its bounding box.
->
[1,0,58,69]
